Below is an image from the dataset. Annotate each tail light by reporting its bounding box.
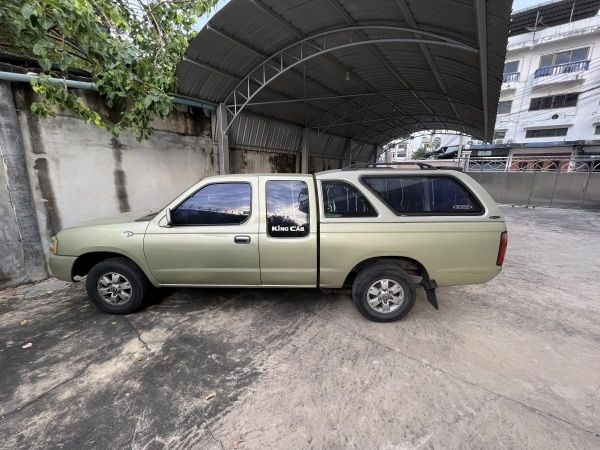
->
[496,231,508,266]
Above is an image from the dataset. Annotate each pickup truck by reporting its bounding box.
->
[49,165,508,322]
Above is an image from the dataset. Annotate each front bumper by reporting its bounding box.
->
[49,255,77,281]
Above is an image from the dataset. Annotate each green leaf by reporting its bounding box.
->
[32,42,45,56]
[3,0,217,138]
[20,4,35,19]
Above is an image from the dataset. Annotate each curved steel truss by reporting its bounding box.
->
[310,95,484,135]
[222,25,478,133]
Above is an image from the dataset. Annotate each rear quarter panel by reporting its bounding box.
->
[317,170,507,288]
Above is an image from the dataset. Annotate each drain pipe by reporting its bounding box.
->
[0,71,216,111]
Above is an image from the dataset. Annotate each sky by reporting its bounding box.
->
[512,0,554,11]
[197,0,555,30]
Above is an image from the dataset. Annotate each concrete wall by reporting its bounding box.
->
[230,148,297,173]
[0,81,47,288]
[0,153,27,286]
[0,84,216,288]
[229,148,345,174]
[309,156,344,173]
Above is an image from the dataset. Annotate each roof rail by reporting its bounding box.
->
[341,162,464,172]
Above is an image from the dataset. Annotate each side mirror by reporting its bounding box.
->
[165,207,173,227]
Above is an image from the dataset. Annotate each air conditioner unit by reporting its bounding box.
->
[494,139,504,144]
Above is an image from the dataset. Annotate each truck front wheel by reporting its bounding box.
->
[351,263,416,322]
[85,257,149,314]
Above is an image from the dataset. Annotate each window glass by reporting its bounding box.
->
[525,128,569,138]
[266,180,310,238]
[540,96,553,109]
[322,181,377,218]
[497,100,512,114]
[493,130,506,140]
[555,50,571,65]
[539,54,553,68]
[363,177,426,214]
[595,125,600,135]
[504,61,519,74]
[530,93,579,110]
[172,183,251,225]
[571,47,589,62]
[553,95,566,108]
[565,93,579,107]
[427,178,482,214]
[362,176,482,215]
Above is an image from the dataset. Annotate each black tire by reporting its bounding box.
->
[85,257,149,314]
[351,263,416,322]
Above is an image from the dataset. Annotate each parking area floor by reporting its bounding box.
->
[1,206,599,449]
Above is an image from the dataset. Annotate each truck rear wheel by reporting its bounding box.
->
[85,257,149,314]
[351,263,416,322]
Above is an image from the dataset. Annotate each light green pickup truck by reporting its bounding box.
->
[49,165,507,322]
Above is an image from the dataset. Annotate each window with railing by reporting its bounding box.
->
[502,61,520,83]
[535,47,590,78]
[503,72,520,82]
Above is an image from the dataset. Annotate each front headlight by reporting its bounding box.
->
[50,236,58,255]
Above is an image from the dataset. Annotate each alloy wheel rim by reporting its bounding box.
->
[366,279,404,314]
[97,272,133,305]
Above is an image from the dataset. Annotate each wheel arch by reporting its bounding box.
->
[342,256,430,287]
[72,251,156,285]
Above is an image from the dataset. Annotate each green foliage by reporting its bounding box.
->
[411,146,429,160]
[0,0,215,139]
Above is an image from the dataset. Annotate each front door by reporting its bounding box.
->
[144,178,261,286]
[258,176,318,286]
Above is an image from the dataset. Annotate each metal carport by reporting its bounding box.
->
[177,0,512,173]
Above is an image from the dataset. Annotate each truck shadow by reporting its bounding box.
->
[139,285,441,322]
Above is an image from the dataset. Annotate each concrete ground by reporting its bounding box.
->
[0,207,599,450]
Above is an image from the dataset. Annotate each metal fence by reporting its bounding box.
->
[462,157,600,210]
[533,60,590,78]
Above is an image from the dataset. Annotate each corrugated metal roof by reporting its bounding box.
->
[178,0,512,145]
[509,0,600,36]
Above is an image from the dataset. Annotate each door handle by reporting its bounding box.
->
[234,235,251,244]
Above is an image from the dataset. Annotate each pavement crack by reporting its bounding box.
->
[202,418,226,450]
[124,317,152,353]
[327,318,600,439]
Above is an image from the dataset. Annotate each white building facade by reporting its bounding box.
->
[491,0,600,158]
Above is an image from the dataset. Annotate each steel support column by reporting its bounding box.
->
[475,0,490,140]
[301,127,310,173]
[346,139,353,166]
[216,103,230,174]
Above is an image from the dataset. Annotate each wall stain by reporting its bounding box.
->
[16,86,46,155]
[111,138,131,213]
[269,153,295,173]
[33,158,62,235]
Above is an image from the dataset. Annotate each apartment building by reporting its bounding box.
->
[472,0,600,159]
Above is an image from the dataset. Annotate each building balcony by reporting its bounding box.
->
[501,72,520,93]
[532,61,589,89]
[503,72,520,83]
